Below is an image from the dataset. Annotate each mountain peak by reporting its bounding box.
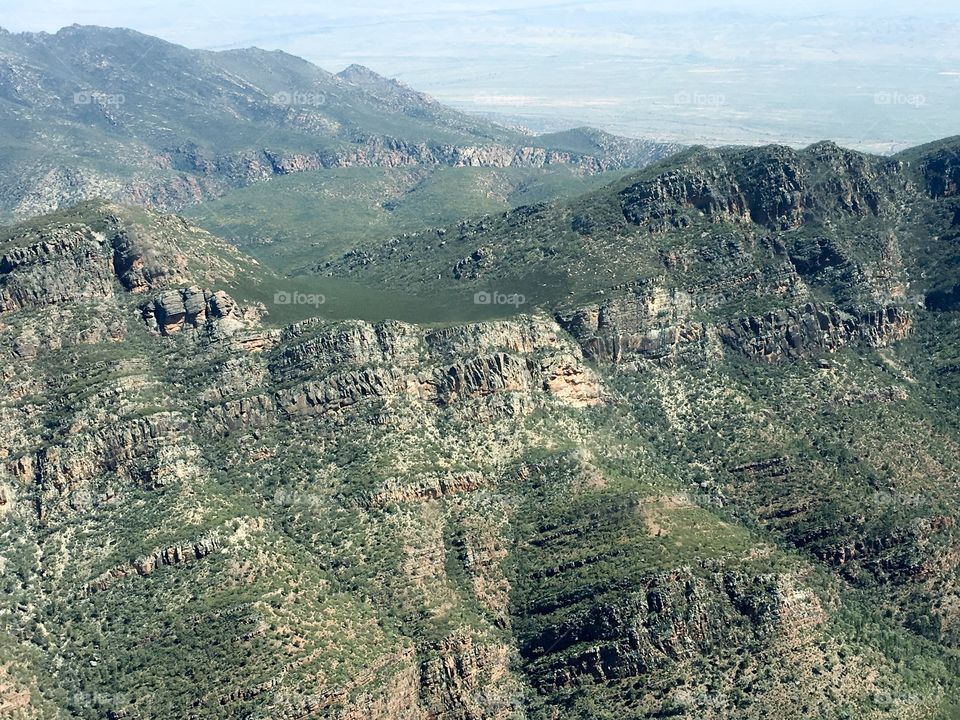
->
[335,63,444,112]
[54,23,143,38]
[337,63,385,80]
[336,63,406,91]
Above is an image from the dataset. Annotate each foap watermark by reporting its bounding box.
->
[674,90,725,107]
[273,488,324,510]
[871,690,926,707]
[271,90,326,107]
[273,290,325,307]
[871,490,925,508]
[73,90,125,107]
[874,91,926,108]
[473,290,526,307]
[466,687,527,712]
[71,690,129,710]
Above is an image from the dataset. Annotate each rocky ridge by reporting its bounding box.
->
[0,26,680,219]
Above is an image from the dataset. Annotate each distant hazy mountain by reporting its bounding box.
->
[0,25,680,220]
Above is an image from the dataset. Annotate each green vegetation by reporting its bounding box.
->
[4,134,960,718]
[185,165,632,273]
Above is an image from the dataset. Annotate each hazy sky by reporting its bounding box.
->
[4,1,959,149]
[3,1,958,47]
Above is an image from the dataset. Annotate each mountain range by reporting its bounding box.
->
[0,25,678,225]
[1,23,960,720]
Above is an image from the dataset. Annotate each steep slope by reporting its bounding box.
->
[2,195,960,718]
[320,139,928,296]
[0,25,679,220]
[334,63,494,137]
[316,135,960,703]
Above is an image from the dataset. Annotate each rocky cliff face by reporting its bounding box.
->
[0,219,190,312]
[203,315,600,437]
[619,142,911,232]
[160,137,622,195]
[559,293,911,364]
[7,136,669,219]
[519,565,826,691]
[910,141,960,198]
[717,302,911,361]
[534,142,928,367]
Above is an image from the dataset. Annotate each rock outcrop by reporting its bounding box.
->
[521,567,825,691]
[86,533,222,593]
[620,143,911,232]
[559,290,910,364]
[141,286,248,341]
[208,316,602,433]
[718,302,911,361]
